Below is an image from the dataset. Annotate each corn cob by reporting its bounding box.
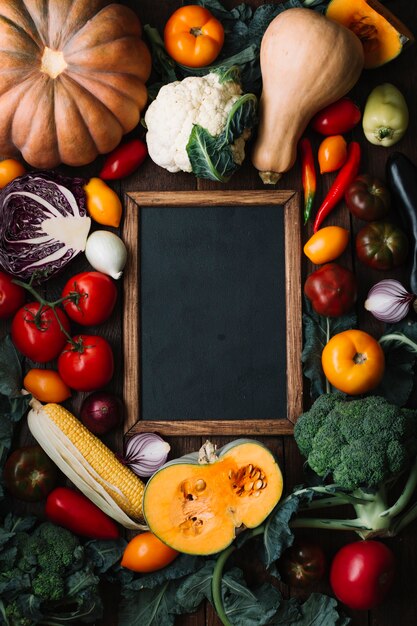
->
[28,399,146,527]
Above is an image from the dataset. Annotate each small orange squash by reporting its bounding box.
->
[0,1,151,168]
[143,439,283,555]
[326,0,414,69]
[251,8,364,184]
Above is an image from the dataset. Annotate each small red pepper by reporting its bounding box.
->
[45,486,120,539]
[313,141,361,233]
[99,138,147,180]
[299,137,316,225]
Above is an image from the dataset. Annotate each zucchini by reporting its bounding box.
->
[386,152,417,294]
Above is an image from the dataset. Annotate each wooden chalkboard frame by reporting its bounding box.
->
[122,190,302,436]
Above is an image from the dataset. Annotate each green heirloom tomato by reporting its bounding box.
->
[362,83,409,147]
[356,221,409,270]
[4,445,58,502]
[345,174,391,222]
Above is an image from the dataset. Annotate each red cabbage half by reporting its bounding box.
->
[0,170,91,281]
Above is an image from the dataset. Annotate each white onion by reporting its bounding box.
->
[365,279,415,323]
[85,230,127,279]
[124,433,170,477]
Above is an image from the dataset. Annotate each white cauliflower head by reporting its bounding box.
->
[144,69,257,181]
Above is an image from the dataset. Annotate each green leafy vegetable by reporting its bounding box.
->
[302,298,357,398]
[377,319,417,405]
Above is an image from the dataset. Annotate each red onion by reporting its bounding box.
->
[364,279,415,323]
[123,433,170,478]
[80,392,124,435]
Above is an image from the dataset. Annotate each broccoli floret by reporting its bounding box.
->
[295,394,417,489]
[291,394,417,539]
[5,600,34,626]
[32,571,65,602]
[28,522,81,575]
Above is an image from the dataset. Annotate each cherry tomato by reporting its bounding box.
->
[57,335,114,392]
[46,487,119,539]
[0,158,26,188]
[164,5,224,68]
[23,368,71,403]
[311,97,361,135]
[330,540,395,610]
[121,531,179,573]
[318,135,347,173]
[3,445,58,502]
[280,541,326,588]
[11,303,71,363]
[61,272,117,326]
[345,174,391,222]
[304,263,357,317]
[0,271,25,319]
[100,139,148,180]
[322,329,385,395]
[84,178,122,228]
[303,226,349,265]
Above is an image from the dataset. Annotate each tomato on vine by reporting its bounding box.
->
[57,335,114,392]
[0,271,25,319]
[11,303,70,363]
[61,272,118,326]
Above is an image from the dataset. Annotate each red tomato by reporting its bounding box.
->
[11,303,70,363]
[4,445,58,502]
[0,271,25,319]
[57,334,114,391]
[62,272,117,326]
[311,98,361,135]
[46,487,119,539]
[330,540,395,610]
[304,263,357,317]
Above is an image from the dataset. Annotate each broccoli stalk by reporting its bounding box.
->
[292,393,417,539]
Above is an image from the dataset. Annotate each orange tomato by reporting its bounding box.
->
[164,5,224,68]
[0,159,26,188]
[318,135,347,174]
[304,226,349,265]
[23,369,71,403]
[322,329,385,395]
[121,531,179,573]
[84,178,122,228]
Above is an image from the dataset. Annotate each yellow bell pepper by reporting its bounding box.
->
[362,83,409,147]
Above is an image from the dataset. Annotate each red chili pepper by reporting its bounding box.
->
[299,137,316,224]
[45,486,120,539]
[313,141,361,233]
[99,138,147,180]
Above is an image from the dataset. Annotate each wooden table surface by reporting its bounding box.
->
[4,1,417,625]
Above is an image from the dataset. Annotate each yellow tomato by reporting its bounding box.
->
[24,369,71,403]
[121,531,179,573]
[304,226,350,265]
[164,5,224,68]
[0,159,26,188]
[322,329,385,395]
[84,178,122,228]
[318,135,347,173]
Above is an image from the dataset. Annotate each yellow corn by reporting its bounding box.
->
[43,402,145,520]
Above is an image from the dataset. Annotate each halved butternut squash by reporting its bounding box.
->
[143,439,283,555]
[326,0,414,69]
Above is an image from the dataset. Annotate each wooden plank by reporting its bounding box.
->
[122,190,301,435]
[127,418,295,436]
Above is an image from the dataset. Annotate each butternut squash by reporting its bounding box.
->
[143,439,283,555]
[252,8,364,184]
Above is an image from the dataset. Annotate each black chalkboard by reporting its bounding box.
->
[140,204,286,421]
[122,190,302,436]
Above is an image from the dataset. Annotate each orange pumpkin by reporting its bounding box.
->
[0,1,151,168]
